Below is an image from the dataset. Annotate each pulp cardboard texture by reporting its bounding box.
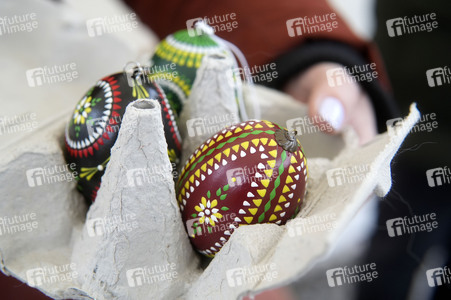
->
[0,2,420,298]
[178,54,240,167]
[0,65,419,299]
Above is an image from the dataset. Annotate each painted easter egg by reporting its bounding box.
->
[64,71,181,202]
[177,120,308,257]
[149,29,238,115]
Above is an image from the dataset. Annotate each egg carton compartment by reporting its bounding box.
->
[0,1,420,298]
[0,53,420,300]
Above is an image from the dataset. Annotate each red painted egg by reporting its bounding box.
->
[177,120,308,257]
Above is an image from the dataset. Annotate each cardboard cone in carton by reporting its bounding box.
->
[178,54,241,167]
[72,99,199,300]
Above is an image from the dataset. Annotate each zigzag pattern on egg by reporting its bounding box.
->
[177,120,308,257]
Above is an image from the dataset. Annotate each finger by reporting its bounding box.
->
[307,78,361,133]
[284,63,377,144]
[308,81,377,144]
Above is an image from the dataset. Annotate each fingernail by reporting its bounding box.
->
[318,96,345,131]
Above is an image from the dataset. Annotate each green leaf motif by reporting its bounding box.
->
[91,97,102,107]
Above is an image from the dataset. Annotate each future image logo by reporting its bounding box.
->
[326,164,369,187]
[386,213,438,237]
[386,13,438,37]
[186,18,204,37]
[126,164,177,187]
[326,263,378,287]
[186,13,238,37]
[426,166,451,187]
[25,163,77,187]
[86,13,138,37]
[226,164,277,188]
[0,213,38,236]
[226,263,278,288]
[326,63,378,87]
[286,115,333,136]
[0,13,38,36]
[186,114,236,137]
[287,213,337,237]
[126,263,178,287]
[26,264,78,287]
[185,213,238,238]
[286,14,338,37]
[426,66,451,87]
[86,214,138,237]
[25,63,78,87]
[426,267,451,287]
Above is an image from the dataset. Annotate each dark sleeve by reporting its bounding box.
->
[263,39,400,133]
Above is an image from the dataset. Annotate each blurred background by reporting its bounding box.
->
[0,0,449,299]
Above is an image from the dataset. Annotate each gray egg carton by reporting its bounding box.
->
[0,53,419,299]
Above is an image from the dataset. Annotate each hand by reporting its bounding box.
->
[284,62,377,144]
